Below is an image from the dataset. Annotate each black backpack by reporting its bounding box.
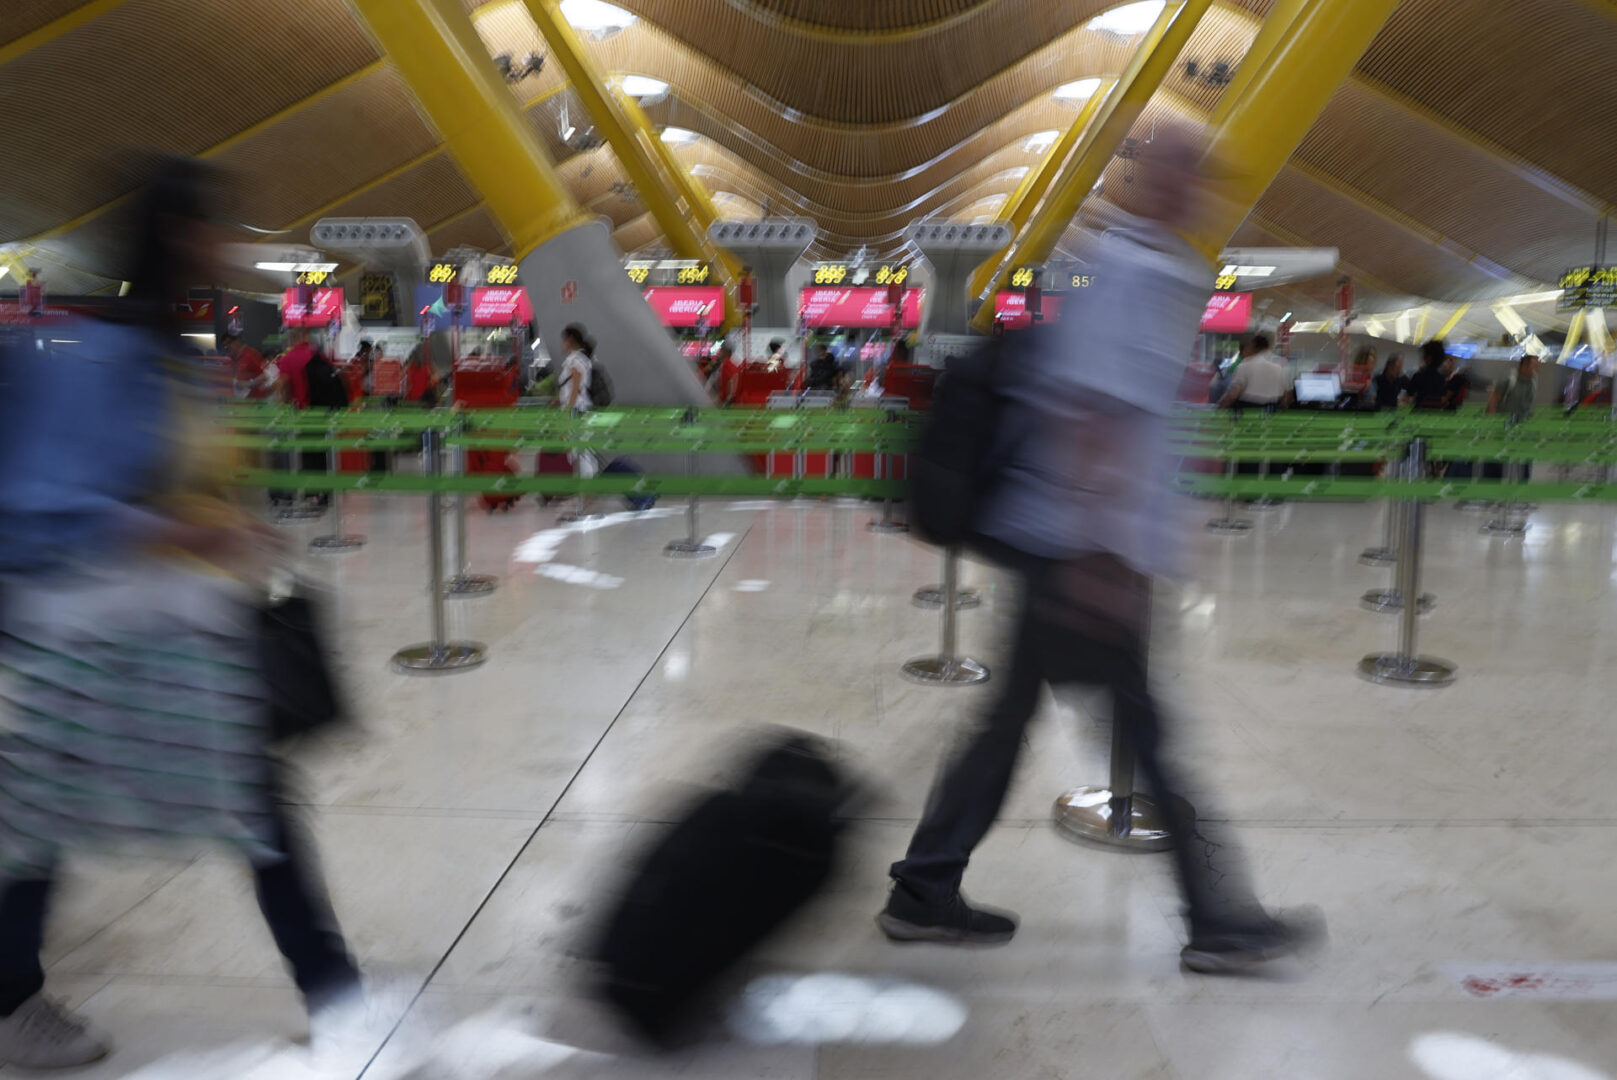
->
[908,332,1024,547]
[587,358,615,407]
[305,354,350,409]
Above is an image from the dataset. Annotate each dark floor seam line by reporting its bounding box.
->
[354,521,756,1079]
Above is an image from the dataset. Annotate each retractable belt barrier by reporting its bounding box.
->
[218,404,1617,683]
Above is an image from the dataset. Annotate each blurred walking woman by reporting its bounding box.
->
[0,160,359,1070]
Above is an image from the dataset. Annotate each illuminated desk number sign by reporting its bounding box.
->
[874,264,909,285]
[428,262,459,284]
[486,263,520,286]
[1561,265,1617,311]
[296,269,331,286]
[1070,274,1094,289]
[1214,272,1239,291]
[1009,267,1037,289]
[625,261,653,285]
[814,264,850,285]
[676,264,710,285]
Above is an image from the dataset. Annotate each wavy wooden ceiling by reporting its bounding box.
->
[2,0,1613,322]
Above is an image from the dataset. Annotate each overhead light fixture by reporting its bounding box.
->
[1054,78,1102,101]
[563,124,577,141]
[561,0,635,35]
[619,75,668,98]
[1023,130,1060,153]
[1219,264,1276,278]
[660,127,699,145]
[1086,0,1166,36]
[255,261,339,273]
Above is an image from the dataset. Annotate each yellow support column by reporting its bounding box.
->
[1436,303,1473,340]
[1208,0,1309,127]
[969,0,1212,333]
[1559,309,1587,365]
[1183,0,1403,264]
[348,0,586,260]
[965,79,1115,304]
[522,0,741,326]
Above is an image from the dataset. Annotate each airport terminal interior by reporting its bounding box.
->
[4,0,1617,1078]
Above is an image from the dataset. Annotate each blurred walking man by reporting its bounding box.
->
[879,128,1320,973]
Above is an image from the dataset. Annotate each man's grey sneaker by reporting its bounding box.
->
[1181,907,1326,974]
[0,994,110,1070]
[877,885,1018,945]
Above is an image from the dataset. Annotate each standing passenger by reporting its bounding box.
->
[1372,354,1407,409]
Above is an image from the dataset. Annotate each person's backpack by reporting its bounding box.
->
[587,358,615,407]
[908,332,1023,548]
[305,354,350,409]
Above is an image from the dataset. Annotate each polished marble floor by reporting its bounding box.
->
[12,492,1617,1079]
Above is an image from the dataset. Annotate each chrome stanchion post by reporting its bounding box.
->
[443,426,498,596]
[666,417,716,558]
[393,427,487,674]
[276,436,326,523]
[1358,437,1455,687]
[1054,585,1192,849]
[308,440,365,552]
[868,413,908,534]
[1482,456,1529,536]
[1361,448,1434,613]
[902,546,989,685]
[912,543,982,609]
[1359,470,1400,565]
[1206,454,1253,533]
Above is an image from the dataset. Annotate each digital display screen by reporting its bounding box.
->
[643,286,725,328]
[414,285,472,330]
[470,286,533,327]
[486,264,520,286]
[1201,292,1253,333]
[1294,373,1342,403]
[994,290,1064,330]
[281,287,344,327]
[798,287,922,329]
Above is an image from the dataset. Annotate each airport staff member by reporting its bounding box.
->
[1218,333,1288,411]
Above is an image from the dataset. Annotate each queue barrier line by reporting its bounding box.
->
[227,468,904,499]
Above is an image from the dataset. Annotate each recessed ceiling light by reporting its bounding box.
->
[660,127,699,145]
[1054,78,1102,101]
[1023,130,1060,153]
[1086,1,1165,36]
[560,0,635,34]
[619,75,668,98]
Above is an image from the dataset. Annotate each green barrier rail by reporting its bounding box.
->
[229,468,901,499]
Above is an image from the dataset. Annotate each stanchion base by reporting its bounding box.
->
[1481,519,1529,536]
[1360,589,1436,614]
[901,656,990,686]
[1358,547,1396,566]
[1456,499,1496,513]
[276,506,328,523]
[665,540,717,559]
[912,586,982,610]
[309,535,365,553]
[392,642,488,675]
[444,575,498,597]
[1051,788,1194,852]
[1206,518,1253,534]
[1356,652,1457,687]
[1246,497,1285,511]
[868,520,910,534]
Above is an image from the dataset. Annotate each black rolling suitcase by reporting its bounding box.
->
[590,731,851,1046]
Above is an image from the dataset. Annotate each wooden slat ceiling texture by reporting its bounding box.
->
[1,0,1612,321]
